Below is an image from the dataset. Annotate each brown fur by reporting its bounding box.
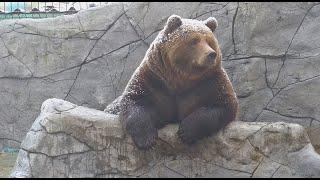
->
[107,15,239,150]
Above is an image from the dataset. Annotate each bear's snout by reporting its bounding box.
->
[204,51,216,65]
[207,52,216,61]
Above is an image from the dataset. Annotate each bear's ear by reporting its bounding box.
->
[204,17,218,32]
[164,14,182,35]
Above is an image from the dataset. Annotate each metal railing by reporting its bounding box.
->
[0,2,107,20]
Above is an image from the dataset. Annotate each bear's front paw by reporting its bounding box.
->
[178,127,197,145]
[130,128,158,150]
[177,121,199,145]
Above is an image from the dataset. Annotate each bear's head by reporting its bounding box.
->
[147,15,221,82]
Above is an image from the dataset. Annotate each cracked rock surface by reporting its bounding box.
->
[1,2,320,154]
[10,98,320,178]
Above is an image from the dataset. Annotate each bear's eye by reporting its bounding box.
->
[190,38,200,46]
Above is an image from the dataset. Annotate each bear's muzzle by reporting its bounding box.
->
[203,51,216,66]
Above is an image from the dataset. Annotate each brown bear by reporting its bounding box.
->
[105,15,239,150]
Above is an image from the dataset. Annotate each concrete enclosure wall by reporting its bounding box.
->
[0,2,320,150]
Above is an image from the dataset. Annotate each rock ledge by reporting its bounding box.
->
[10,98,320,178]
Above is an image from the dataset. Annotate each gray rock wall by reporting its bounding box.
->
[1,2,320,150]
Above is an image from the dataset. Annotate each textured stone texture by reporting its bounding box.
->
[10,99,320,178]
[1,2,320,153]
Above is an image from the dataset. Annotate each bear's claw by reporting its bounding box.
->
[131,129,158,150]
[177,125,198,145]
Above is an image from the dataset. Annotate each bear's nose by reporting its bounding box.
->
[207,52,216,61]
